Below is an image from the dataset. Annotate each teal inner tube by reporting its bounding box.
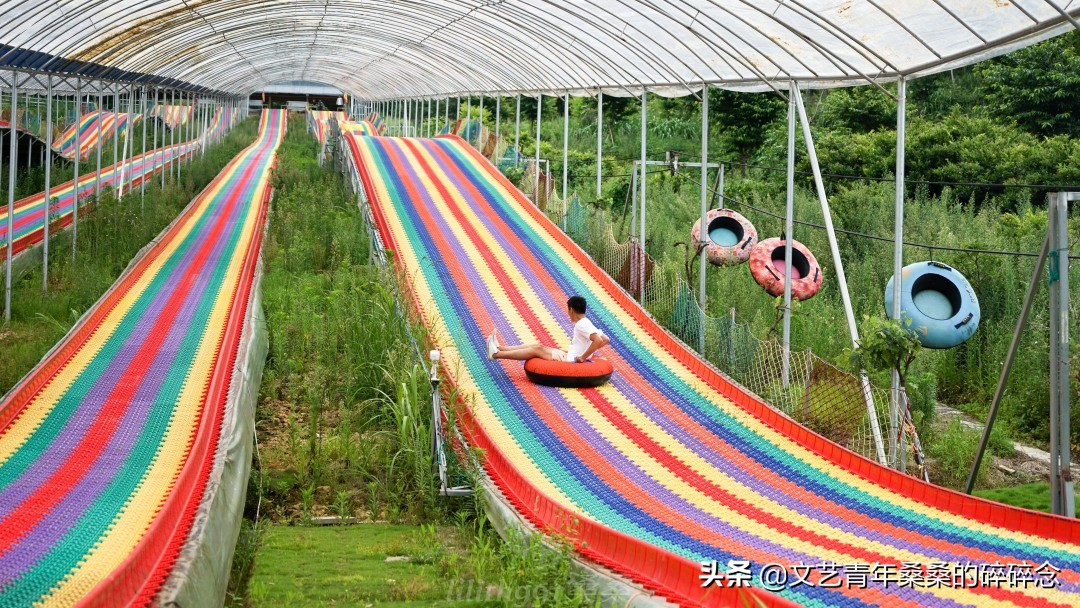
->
[708,215,742,247]
[884,261,980,349]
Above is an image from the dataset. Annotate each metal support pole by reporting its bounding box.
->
[966,233,1050,494]
[153,89,161,190]
[698,84,709,352]
[118,83,134,199]
[562,92,569,230]
[140,86,148,202]
[477,94,484,150]
[111,88,119,172]
[1049,192,1074,517]
[456,96,460,124]
[168,89,176,182]
[891,77,908,468]
[596,89,603,201]
[639,88,648,305]
[782,82,796,388]
[95,87,103,200]
[792,87,861,352]
[719,164,725,206]
[4,71,17,322]
[793,84,888,465]
[515,94,521,164]
[131,83,140,187]
[494,96,501,149]
[178,91,185,180]
[535,94,542,206]
[43,75,53,292]
[73,78,81,263]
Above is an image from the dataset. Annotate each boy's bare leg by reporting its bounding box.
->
[498,342,544,352]
[492,345,559,361]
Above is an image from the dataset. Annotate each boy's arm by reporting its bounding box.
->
[575,332,610,362]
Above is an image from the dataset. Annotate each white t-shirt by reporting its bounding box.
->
[566,317,604,362]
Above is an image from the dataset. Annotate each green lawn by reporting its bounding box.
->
[248,525,488,607]
[974,483,1078,513]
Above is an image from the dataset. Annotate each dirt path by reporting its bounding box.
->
[934,403,1080,485]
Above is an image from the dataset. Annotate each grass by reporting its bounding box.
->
[232,114,596,608]
[254,115,441,525]
[0,117,260,395]
[975,483,1079,513]
[245,522,600,608]
[247,525,472,607]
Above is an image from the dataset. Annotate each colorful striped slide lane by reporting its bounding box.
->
[0,137,201,260]
[365,112,384,132]
[0,109,285,607]
[149,105,194,130]
[338,119,379,136]
[308,110,345,144]
[204,107,233,144]
[53,111,142,160]
[344,133,1080,607]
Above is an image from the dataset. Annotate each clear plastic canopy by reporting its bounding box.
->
[0,1,1077,98]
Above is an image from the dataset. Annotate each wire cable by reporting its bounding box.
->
[665,171,1079,260]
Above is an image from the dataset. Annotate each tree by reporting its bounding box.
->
[846,315,929,479]
[976,31,1080,138]
[816,84,896,132]
[708,89,785,167]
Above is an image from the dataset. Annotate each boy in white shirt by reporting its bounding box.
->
[488,295,609,363]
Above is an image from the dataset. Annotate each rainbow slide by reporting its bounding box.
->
[0,109,284,607]
[343,133,1080,607]
[0,139,200,261]
[338,119,380,136]
[308,109,345,144]
[53,111,142,161]
[204,106,233,143]
[2,106,234,263]
[149,105,194,130]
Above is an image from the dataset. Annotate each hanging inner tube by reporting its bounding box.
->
[911,273,962,319]
[524,358,614,388]
[691,208,758,267]
[884,261,980,349]
[748,237,823,301]
[708,215,743,246]
[770,244,810,280]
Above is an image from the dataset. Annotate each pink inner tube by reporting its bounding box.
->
[690,208,757,267]
[773,259,802,279]
[749,237,823,300]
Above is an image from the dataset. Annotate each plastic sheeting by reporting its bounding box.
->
[0,1,1077,98]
